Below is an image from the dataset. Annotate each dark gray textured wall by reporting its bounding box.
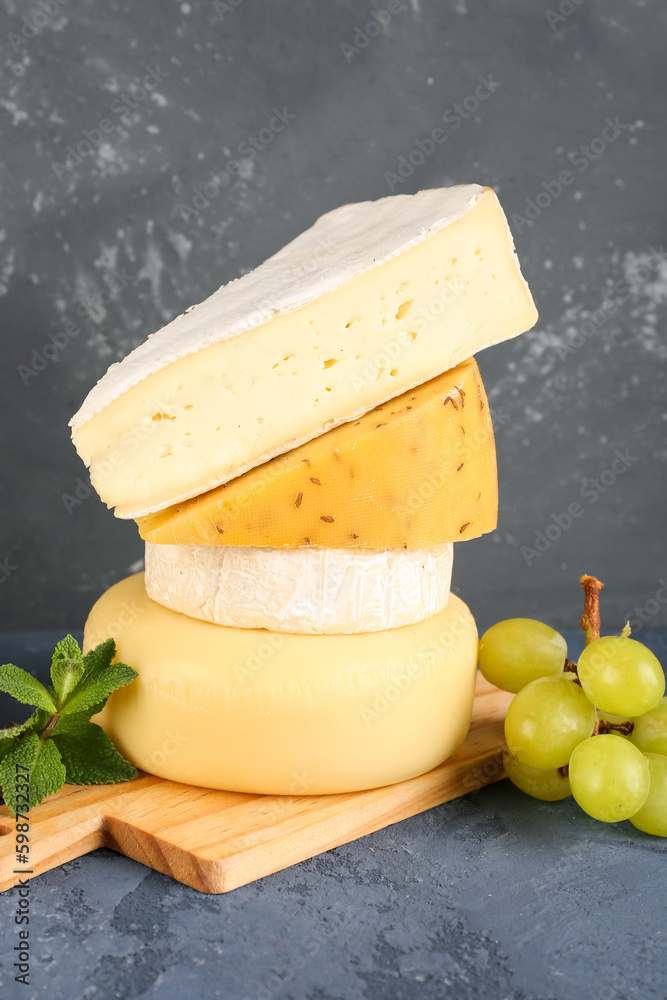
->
[0,0,665,633]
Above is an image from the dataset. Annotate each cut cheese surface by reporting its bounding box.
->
[137,357,497,549]
[71,186,536,518]
[86,573,479,794]
[144,542,453,634]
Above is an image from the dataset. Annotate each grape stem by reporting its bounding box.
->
[580,574,604,646]
[578,574,605,738]
[598,718,635,737]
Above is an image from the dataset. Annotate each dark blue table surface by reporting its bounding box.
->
[0,630,665,1000]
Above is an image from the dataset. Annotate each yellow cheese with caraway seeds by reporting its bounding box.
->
[137,356,497,549]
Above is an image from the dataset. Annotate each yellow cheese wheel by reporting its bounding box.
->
[136,358,497,550]
[86,574,479,795]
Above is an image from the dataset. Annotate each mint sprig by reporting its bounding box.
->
[0,664,56,713]
[0,636,138,814]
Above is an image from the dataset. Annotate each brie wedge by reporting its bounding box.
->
[71,185,537,518]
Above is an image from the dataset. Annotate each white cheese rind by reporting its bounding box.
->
[71,185,485,426]
[144,542,453,634]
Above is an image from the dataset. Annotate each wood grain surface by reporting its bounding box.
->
[0,674,511,894]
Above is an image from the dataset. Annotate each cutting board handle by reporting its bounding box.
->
[0,785,113,893]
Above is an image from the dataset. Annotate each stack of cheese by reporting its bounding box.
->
[73,185,537,795]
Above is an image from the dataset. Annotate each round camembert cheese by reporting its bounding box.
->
[144,542,454,634]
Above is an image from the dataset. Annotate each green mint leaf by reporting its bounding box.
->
[0,714,39,743]
[60,661,137,718]
[80,638,116,686]
[52,706,106,733]
[0,732,66,814]
[52,710,100,734]
[31,708,52,731]
[27,739,67,807]
[52,718,137,784]
[52,634,82,663]
[0,735,15,766]
[0,636,138,809]
[50,634,85,706]
[56,637,125,719]
[0,664,57,713]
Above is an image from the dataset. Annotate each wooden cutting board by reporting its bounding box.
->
[0,675,511,894]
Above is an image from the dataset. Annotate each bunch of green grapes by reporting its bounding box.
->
[479,619,667,835]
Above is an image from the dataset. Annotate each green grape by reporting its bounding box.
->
[630,698,667,756]
[577,636,665,716]
[504,676,596,769]
[502,751,571,801]
[569,735,650,823]
[478,618,567,693]
[630,753,667,837]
